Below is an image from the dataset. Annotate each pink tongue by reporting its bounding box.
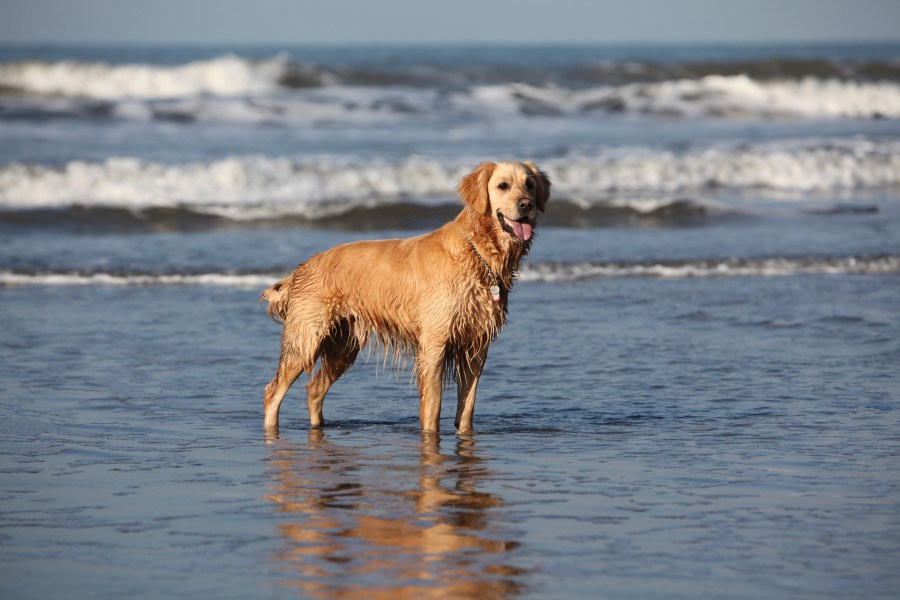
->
[510,220,533,241]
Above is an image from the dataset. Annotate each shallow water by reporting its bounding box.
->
[1,271,898,599]
[2,42,900,599]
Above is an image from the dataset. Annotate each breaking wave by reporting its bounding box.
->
[2,255,897,288]
[1,54,899,120]
[0,54,306,100]
[475,76,900,120]
[518,255,900,282]
[1,140,898,220]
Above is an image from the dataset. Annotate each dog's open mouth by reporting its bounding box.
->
[498,212,535,242]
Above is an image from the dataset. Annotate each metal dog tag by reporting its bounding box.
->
[490,284,501,302]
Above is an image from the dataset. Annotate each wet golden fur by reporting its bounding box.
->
[261,161,550,434]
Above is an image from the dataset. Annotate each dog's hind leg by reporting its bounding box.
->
[306,320,359,428]
[264,354,304,430]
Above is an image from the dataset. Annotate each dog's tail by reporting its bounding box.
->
[260,274,294,323]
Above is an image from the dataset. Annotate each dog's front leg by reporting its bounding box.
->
[416,343,446,433]
[454,346,488,434]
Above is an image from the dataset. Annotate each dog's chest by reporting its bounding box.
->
[447,281,506,343]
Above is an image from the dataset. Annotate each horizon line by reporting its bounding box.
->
[2,38,900,48]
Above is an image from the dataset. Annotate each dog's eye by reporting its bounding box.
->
[526,178,535,190]
[497,182,510,190]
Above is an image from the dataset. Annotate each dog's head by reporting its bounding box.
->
[458,161,550,244]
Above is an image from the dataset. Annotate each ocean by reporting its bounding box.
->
[1,43,898,599]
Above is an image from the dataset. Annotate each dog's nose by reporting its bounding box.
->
[518,197,534,212]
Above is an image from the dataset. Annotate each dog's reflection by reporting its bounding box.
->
[265,431,523,598]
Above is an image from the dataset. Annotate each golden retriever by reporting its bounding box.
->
[260,161,550,434]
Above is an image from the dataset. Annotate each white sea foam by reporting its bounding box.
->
[0,156,465,217]
[466,75,900,119]
[3,256,896,288]
[556,139,900,194]
[518,255,900,282]
[0,55,290,100]
[571,75,900,119]
[1,140,898,216]
[2,55,899,120]
[0,271,276,288]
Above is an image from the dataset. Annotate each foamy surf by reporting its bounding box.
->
[574,75,900,119]
[0,271,279,289]
[1,140,898,218]
[518,255,900,282]
[0,54,296,100]
[2,54,899,120]
[2,255,897,288]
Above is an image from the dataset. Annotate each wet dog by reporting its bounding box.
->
[261,161,550,433]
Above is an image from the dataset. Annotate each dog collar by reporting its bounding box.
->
[460,228,501,303]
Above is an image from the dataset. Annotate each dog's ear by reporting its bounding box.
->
[458,162,495,215]
[524,161,551,213]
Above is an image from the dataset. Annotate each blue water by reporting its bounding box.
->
[1,44,899,599]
